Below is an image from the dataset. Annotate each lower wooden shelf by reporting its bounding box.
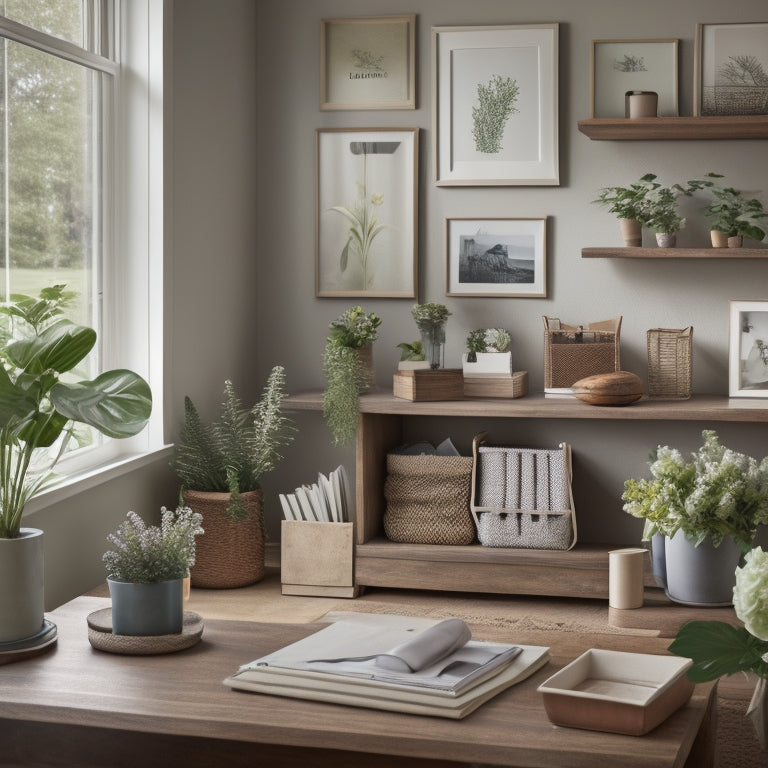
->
[355,538,617,599]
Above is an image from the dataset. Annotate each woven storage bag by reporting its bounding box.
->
[383,454,475,545]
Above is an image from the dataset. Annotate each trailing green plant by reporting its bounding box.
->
[396,340,424,361]
[103,506,204,583]
[0,286,153,539]
[322,306,381,446]
[172,367,295,521]
[700,172,767,240]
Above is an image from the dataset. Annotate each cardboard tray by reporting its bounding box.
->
[537,649,694,736]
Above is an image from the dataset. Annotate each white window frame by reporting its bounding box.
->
[0,0,170,514]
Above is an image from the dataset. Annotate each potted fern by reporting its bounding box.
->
[172,367,295,588]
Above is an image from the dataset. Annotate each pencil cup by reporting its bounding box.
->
[609,548,646,609]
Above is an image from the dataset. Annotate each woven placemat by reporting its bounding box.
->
[87,609,204,655]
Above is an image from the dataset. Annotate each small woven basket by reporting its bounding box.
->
[647,327,692,400]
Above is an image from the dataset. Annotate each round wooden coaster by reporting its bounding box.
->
[87,609,204,655]
[0,620,58,666]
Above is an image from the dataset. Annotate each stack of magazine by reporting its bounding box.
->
[224,615,550,719]
[279,465,350,523]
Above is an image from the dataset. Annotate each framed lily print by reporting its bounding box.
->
[590,39,679,118]
[432,24,559,186]
[316,128,418,298]
[695,22,768,116]
[729,300,768,397]
[446,217,547,297]
[320,15,416,110]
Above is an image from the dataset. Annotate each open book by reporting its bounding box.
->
[224,615,550,718]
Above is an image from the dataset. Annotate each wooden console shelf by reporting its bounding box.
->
[582,247,768,259]
[286,392,768,599]
[577,115,768,140]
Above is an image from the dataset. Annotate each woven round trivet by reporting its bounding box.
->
[86,609,204,655]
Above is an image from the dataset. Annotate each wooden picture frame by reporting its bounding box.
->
[446,217,547,298]
[316,128,418,298]
[432,24,559,186]
[590,39,679,118]
[695,22,768,117]
[729,300,768,397]
[320,15,416,110]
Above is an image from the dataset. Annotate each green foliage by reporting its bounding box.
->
[331,191,385,291]
[622,430,768,551]
[411,303,451,332]
[641,185,686,234]
[172,369,295,521]
[0,286,152,538]
[471,74,520,153]
[327,306,381,349]
[103,507,204,583]
[669,621,768,682]
[700,172,767,240]
[593,173,661,221]
[397,341,424,361]
[466,328,511,353]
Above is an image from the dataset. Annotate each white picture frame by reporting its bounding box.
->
[446,217,547,298]
[729,300,768,398]
[432,24,559,186]
[316,128,418,298]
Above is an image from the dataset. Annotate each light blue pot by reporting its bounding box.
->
[107,578,184,636]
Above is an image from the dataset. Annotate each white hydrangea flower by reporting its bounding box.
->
[733,547,768,641]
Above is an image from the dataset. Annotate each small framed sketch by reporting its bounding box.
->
[590,39,679,118]
[320,15,416,110]
[432,24,559,186]
[316,128,418,298]
[446,217,547,298]
[695,22,768,116]
[729,300,768,397]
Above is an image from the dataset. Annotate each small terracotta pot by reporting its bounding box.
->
[710,230,729,248]
[727,235,743,248]
[619,218,641,247]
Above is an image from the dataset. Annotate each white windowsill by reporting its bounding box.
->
[23,444,175,518]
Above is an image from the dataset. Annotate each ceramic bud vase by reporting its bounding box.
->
[108,578,184,636]
[0,528,45,643]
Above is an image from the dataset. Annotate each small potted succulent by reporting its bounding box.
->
[395,340,429,371]
[322,306,382,446]
[700,172,767,248]
[410,302,451,370]
[103,506,204,636]
[462,328,512,376]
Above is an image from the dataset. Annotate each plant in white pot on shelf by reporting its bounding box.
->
[322,306,381,446]
[103,506,203,636]
[622,430,768,605]
[640,184,688,247]
[396,340,429,371]
[700,172,767,248]
[411,302,451,370]
[462,328,512,376]
[0,286,152,645]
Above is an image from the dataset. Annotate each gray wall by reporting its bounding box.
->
[36,0,768,609]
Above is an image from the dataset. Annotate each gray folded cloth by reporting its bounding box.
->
[374,619,472,672]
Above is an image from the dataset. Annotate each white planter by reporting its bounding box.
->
[462,352,512,377]
[397,360,431,371]
[0,528,45,643]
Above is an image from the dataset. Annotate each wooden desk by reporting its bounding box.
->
[0,595,715,768]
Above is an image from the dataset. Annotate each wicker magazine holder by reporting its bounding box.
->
[647,327,692,399]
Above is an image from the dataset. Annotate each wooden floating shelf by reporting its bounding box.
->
[582,247,768,259]
[577,115,768,141]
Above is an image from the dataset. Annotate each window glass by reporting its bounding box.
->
[0,1,87,49]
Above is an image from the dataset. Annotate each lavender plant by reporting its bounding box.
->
[103,506,204,583]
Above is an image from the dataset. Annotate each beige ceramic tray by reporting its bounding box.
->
[537,648,694,736]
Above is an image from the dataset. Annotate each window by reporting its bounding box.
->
[0,0,166,495]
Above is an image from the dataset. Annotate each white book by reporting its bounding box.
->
[309,483,330,522]
[286,493,304,522]
[279,493,295,521]
[294,486,317,521]
[318,472,338,522]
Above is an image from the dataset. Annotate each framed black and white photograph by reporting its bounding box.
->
[320,15,416,110]
[729,300,768,397]
[316,128,418,298]
[446,217,547,297]
[590,39,679,118]
[695,22,768,116]
[432,24,559,186]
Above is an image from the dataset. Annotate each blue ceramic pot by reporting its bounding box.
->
[107,578,184,636]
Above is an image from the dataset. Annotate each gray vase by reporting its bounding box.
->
[664,530,742,606]
[107,578,184,636]
[0,528,45,643]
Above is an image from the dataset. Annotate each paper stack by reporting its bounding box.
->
[224,615,550,719]
[279,465,350,523]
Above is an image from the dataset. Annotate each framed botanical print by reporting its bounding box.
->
[729,300,768,397]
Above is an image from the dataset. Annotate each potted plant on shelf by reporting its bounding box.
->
[396,339,429,371]
[592,173,661,246]
[701,172,767,248]
[411,302,451,370]
[622,430,768,605]
[640,184,687,247]
[0,286,152,645]
[322,306,381,446]
[172,367,295,588]
[462,328,512,376]
[103,506,203,636]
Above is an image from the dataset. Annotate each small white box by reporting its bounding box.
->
[462,352,512,378]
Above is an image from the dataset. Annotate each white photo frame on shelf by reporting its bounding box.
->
[729,300,768,398]
[432,24,559,186]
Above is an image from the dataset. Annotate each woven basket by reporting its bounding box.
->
[543,316,621,389]
[182,489,265,588]
[647,327,692,399]
[383,454,475,545]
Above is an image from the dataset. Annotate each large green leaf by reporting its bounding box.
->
[5,319,96,375]
[0,363,38,426]
[50,370,152,439]
[669,620,768,682]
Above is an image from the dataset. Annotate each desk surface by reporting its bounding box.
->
[0,595,714,768]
